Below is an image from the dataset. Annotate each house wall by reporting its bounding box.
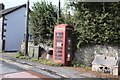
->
[4,7,26,51]
[0,17,3,51]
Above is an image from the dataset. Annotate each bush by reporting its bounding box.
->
[84,66,91,71]
[15,52,23,58]
[30,58,62,66]
[71,59,91,71]
[31,58,39,62]
[19,56,29,60]
[71,59,80,67]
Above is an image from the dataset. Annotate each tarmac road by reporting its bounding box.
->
[0,53,63,78]
[0,59,51,79]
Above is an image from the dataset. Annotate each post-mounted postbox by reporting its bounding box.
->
[53,24,74,66]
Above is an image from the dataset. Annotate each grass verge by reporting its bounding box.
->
[15,52,62,66]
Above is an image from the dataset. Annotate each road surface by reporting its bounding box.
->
[0,59,50,79]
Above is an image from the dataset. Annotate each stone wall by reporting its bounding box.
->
[74,45,120,66]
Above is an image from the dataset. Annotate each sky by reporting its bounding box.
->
[0,0,65,9]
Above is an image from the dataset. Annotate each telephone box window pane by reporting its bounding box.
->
[55,57,62,60]
[56,39,62,42]
[56,43,63,47]
[56,47,62,49]
[56,49,62,52]
[55,53,62,56]
[56,50,62,53]
[56,32,63,36]
[56,36,63,38]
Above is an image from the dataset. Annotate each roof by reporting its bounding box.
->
[0,4,26,17]
[55,24,74,29]
[92,54,120,66]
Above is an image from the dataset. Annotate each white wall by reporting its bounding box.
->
[0,17,3,51]
[4,7,26,51]
[0,17,3,39]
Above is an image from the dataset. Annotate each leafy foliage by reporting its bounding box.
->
[30,1,57,46]
[65,2,120,48]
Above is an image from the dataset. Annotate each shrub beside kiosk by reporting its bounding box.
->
[53,24,74,66]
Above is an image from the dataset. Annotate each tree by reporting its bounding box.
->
[30,1,57,46]
[65,1,120,48]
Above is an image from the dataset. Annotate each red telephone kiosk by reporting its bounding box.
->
[53,24,74,66]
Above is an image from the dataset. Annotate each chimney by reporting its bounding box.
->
[0,3,5,10]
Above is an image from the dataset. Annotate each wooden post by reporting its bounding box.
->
[58,0,61,24]
[25,0,29,56]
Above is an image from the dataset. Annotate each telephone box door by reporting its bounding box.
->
[53,24,73,65]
